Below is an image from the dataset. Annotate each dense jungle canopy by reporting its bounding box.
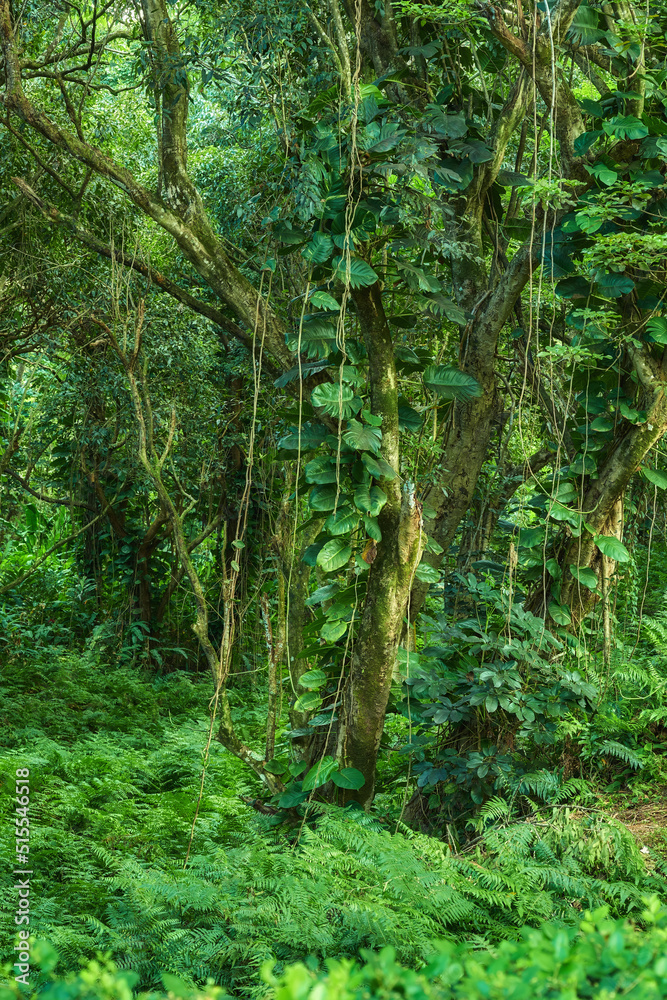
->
[3,0,667,997]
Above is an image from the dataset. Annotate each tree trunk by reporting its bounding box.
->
[537,347,667,627]
[409,240,538,619]
[335,283,423,807]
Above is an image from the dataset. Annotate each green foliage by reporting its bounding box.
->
[9,901,667,1000]
[265,900,667,1000]
[3,652,664,998]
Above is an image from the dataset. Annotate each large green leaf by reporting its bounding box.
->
[398,403,423,432]
[302,232,334,263]
[425,105,468,137]
[324,506,359,535]
[363,515,382,541]
[278,424,327,451]
[647,318,667,345]
[569,564,598,590]
[595,272,634,298]
[317,538,352,572]
[300,318,338,341]
[343,418,382,454]
[310,290,340,311]
[278,788,308,808]
[330,767,365,789]
[361,452,397,480]
[294,691,323,712]
[354,483,388,515]
[298,669,327,689]
[304,583,339,606]
[568,5,605,45]
[517,527,544,549]
[595,535,630,563]
[602,115,648,140]
[642,467,667,489]
[274,360,329,389]
[423,366,482,401]
[309,484,340,511]
[415,562,440,584]
[570,453,597,475]
[311,383,358,418]
[302,755,338,791]
[320,619,348,642]
[305,456,339,484]
[548,602,572,626]
[331,256,379,288]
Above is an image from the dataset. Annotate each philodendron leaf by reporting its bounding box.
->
[330,767,365,789]
[302,232,334,263]
[317,538,352,572]
[278,788,308,808]
[647,318,667,344]
[309,484,341,511]
[320,619,348,642]
[310,290,340,310]
[311,383,358,419]
[354,483,388,515]
[305,456,339,484]
[343,418,382,454]
[304,583,339,606]
[595,535,630,562]
[642,467,667,489]
[263,759,288,774]
[303,755,338,791]
[569,564,598,590]
[324,506,359,536]
[398,403,423,432]
[331,256,379,288]
[361,452,397,480]
[294,691,322,712]
[415,562,440,584]
[299,669,327,689]
[423,365,482,401]
[602,115,648,140]
[548,602,572,626]
[363,515,382,541]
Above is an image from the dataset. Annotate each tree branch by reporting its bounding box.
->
[5,469,95,509]
[9,176,272,362]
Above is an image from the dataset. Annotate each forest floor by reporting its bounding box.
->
[613,797,667,856]
[2,649,667,996]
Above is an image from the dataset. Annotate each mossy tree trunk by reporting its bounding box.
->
[335,283,423,808]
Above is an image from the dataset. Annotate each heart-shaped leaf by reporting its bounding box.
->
[642,467,667,489]
[569,564,598,590]
[343,418,382,454]
[299,669,327,689]
[331,767,365,789]
[325,506,359,535]
[354,483,387,515]
[317,538,352,572]
[595,535,630,562]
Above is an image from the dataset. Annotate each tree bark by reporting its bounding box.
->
[335,283,423,807]
[409,240,538,619]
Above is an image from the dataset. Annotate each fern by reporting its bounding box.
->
[596,739,643,769]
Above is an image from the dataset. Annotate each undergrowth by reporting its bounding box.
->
[1,652,666,997]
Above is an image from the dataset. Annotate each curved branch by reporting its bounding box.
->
[9,176,272,364]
